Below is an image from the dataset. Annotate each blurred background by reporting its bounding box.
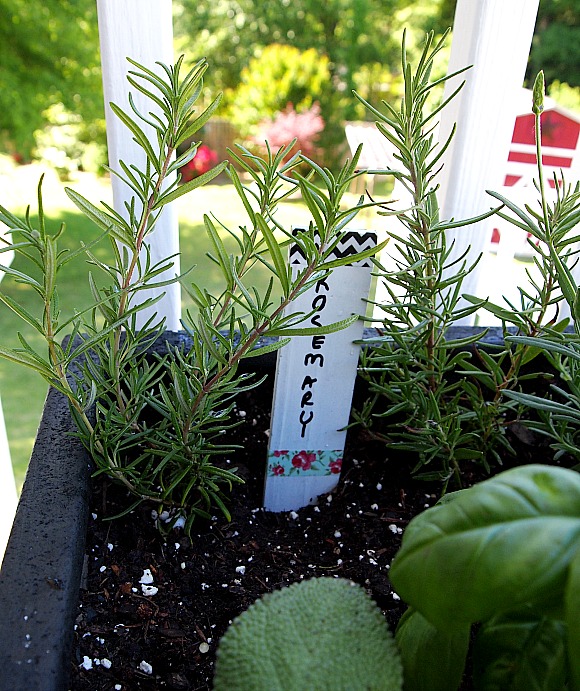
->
[2,0,578,174]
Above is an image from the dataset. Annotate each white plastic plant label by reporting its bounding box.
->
[263,229,377,512]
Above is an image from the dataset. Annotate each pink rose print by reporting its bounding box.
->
[329,458,342,474]
[273,450,289,457]
[272,464,285,476]
[291,451,317,471]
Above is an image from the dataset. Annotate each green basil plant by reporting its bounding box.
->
[391,464,580,691]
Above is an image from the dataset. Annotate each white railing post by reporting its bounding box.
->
[0,218,16,561]
[96,0,181,330]
[437,0,540,323]
[0,401,17,563]
[0,241,17,560]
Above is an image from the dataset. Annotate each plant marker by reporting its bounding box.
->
[263,229,377,512]
[96,0,180,330]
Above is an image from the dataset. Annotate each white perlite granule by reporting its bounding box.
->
[139,660,153,675]
[139,569,154,584]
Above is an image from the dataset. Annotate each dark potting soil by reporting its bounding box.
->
[68,375,552,691]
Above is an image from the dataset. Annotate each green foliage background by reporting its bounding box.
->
[174,0,452,162]
[0,0,103,158]
[527,0,580,88]
[1,0,577,163]
[227,44,331,139]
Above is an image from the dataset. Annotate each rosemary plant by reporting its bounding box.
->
[352,32,496,485]
[0,57,377,532]
[494,71,580,466]
[354,36,571,486]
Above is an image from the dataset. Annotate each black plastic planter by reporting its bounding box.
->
[0,326,515,689]
[0,330,279,690]
[0,382,92,691]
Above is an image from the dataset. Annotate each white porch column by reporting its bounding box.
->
[96,0,181,329]
[437,0,540,323]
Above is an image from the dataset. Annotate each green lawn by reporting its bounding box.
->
[0,161,385,489]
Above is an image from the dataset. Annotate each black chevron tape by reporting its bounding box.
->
[289,229,377,267]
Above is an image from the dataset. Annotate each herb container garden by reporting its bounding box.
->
[1,34,580,691]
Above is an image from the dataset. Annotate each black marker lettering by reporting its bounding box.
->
[311,335,325,350]
[301,376,318,389]
[312,294,327,311]
[304,353,324,367]
[315,278,330,293]
[299,410,314,437]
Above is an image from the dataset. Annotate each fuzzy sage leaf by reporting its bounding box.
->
[214,578,403,691]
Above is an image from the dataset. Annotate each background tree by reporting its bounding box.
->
[174,0,404,97]
[527,0,580,88]
[228,44,330,139]
[0,0,103,159]
[421,0,580,91]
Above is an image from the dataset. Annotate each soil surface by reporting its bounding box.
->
[69,375,555,691]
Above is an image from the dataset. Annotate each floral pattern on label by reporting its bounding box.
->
[267,449,343,477]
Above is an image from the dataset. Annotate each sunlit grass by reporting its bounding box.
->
[0,163,388,489]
